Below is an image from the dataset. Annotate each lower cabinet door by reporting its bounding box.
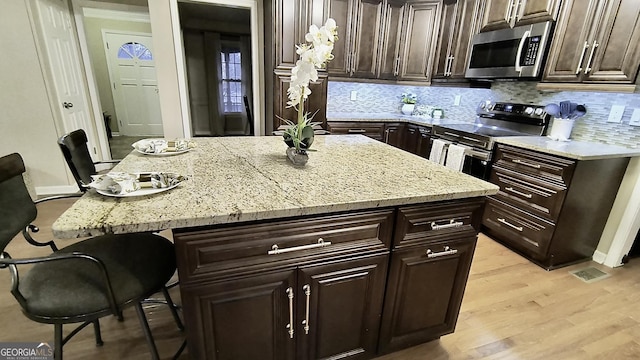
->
[297,253,389,360]
[181,270,297,360]
[378,237,476,354]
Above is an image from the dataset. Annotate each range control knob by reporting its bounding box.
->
[486,103,494,111]
[524,107,534,115]
[534,108,544,115]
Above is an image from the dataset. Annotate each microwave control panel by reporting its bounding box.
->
[522,36,541,66]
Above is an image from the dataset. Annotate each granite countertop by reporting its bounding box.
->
[326,112,468,127]
[495,136,640,160]
[52,135,498,238]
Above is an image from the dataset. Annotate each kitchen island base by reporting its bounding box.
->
[173,198,485,359]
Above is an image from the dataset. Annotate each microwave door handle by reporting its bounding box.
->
[514,30,530,74]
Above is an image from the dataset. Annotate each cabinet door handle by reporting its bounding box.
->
[394,57,400,76]
[431,219,464,230]
[286,287,294,339]
[513,0,522,22]
[268,238,332,255]
[505,186,533,198]
[584,41,599,74]
[426,246,458,258]
[385,129,390,143]
[348,129,367,134]
[302,284,311,335]
[506,0,515,25]
[512,159,541,169]
[575,41,590,74]
[497,218,524,232]
[445,56,454,76]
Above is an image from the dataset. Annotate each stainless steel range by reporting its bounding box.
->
[432,101,550,179]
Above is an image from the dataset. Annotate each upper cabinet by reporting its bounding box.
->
[396,1,441,81]
[542,0,640,84]
[479,0,560,32]
[329,0,441,82]
[432,0,484,80]
[327,0,386,78]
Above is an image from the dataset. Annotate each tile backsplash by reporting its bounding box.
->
[327,81,640,148]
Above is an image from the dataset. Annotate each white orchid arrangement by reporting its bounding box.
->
[283,18,338,152]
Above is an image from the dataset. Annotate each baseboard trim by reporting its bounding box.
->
[592,250,607,264]
[35,185,80,197]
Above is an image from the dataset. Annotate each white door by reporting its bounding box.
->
[104,32,163,136]
[32,0,101,157]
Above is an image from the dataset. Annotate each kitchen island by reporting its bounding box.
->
[53,135,498,359]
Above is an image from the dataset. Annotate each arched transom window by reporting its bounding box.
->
[117,42,153,60]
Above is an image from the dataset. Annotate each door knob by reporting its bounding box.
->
[63,102,74,109]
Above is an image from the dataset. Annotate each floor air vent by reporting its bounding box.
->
[569,267,610,283]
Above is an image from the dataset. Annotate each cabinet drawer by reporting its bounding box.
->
[490,166,567,221]
[327,122,385,141]
[494,144,575,186]
[482,198,555,257]
[174,209,395,283]
[394,198,484,248]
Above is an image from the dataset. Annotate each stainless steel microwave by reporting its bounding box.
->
[465,21,553,79]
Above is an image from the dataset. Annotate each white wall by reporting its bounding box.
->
[0,0,73,193]
[148,1,185,138]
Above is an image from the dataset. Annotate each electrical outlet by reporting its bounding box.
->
[454,95,461,106]
[630,108,640,126]
[350,90,357,101]
[607,105,625,123]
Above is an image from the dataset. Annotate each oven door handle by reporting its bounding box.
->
[514,30,530,74]
[466,149,491,161]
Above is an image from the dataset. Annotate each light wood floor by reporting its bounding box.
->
[2,198,640,359]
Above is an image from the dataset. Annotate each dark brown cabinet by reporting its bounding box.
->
[433,0,484,80]
[274,69,328,131]
[482,144,630,269]
[298,255,389,359]
[479,0,560,32]
[542,0,640,84]
[378,0,407,79]
[175,198,485,359]
[327,0,386,78]
[378,199,483,354]
[378,237,476,353]
[327,121,432,159]
[180,270,297,360]
[326,122,386,141]
[330,0,441,82]
[267,0,330,132]
[395,1,441,81]
[384,123,404,148]
[403,124,432,156]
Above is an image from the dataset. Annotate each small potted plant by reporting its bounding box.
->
[401,93,417,115]
[282,18,338,166]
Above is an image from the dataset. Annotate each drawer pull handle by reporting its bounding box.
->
[348,129,366,134]
[497,218,524,232]
[512,159,541,169]
[302,284,311,335]
[286,287,294,339]
[427,246,458,258]
[505,187,533,198]
[431,219,464,230]
[268,238,332,255]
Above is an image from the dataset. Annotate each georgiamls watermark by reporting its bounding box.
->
[0,342,53,360]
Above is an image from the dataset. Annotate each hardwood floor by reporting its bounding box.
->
[2,197,640,359]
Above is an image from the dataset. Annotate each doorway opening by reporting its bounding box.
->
[73,2,161,159]
[178,2,254,136]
